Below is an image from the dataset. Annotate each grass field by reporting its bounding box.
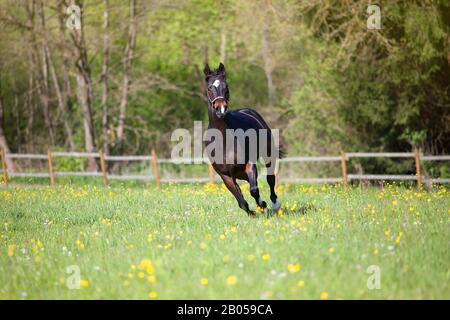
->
[0,182,449,299]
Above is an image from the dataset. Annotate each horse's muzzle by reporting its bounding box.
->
[213,99,228,118]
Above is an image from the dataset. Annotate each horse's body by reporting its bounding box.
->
[203,63,281,215]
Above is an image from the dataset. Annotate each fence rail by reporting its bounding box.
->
[0,147,449,190]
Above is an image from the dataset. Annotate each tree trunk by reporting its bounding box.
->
[0,88,14,172]
[28,0,54,146]
[37,0,74,150]
[11,78,21,151]
[25,61,35,151]
[57,0,72,99]
[219,0,226,64]
[70,1,97,171]
[220,31,227,63]
[116,0,137,155]
[101,0,110,155]
[261,20,274,106]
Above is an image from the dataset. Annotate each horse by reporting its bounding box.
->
[203,62,283,216]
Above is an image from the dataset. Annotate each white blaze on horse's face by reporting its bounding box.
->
[213,79,220,88]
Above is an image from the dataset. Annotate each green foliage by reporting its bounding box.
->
[0,0,448,177]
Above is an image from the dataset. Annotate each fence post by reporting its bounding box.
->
[341,152,348,192]
[151,149,161,189]
[415,147,422,192]
[208,163,215,184]
[47,148,55,186]
[99,150,109,187]
[425,175,431,192]
[0,147,8,186]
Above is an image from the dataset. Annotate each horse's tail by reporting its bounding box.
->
[277,144,286,159]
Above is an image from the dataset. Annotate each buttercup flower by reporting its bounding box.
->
[7,244,15,257]
[320,292,329,300]
[226,275,237,285]
[80,279,89,288]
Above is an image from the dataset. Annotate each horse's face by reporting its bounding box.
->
[204,63,229,119]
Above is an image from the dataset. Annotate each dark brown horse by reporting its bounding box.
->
[203,63,283,216]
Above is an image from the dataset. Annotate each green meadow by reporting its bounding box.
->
[1,182,449,299]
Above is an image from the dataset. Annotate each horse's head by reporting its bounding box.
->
[203,62,229,118]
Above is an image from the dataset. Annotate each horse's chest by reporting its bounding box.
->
[205,138,237,165]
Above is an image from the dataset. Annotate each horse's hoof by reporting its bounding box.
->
[259,201,267,208]
[272,207,282,216]
[247,210,257,217]
[256,204,267,214]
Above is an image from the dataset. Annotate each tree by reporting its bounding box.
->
[37,0,74,150]
[0,80,14,171]
[101,0,110,155]
[116,0,137,155]
[69,0,97,171]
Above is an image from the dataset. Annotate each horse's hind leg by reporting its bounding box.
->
[266,174,280,211]
[245,163,267,210]
[220,173,255,216]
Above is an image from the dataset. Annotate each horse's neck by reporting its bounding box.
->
[207,107,229,165]
[207,106,227,133]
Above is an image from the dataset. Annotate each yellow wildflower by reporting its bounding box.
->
[80,279,89,288]
[320,292,329,300]
[7,244,14,257]
[138,259,153,270]
[262,254,270,261]
[395,232,403,245]
[288,263,301,273]
[226,275,238,285]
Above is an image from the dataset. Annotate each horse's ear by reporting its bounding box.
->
[203,64,211,77]
[218,62,226,75]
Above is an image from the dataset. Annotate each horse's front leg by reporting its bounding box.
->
[245,163,267,210]
[266,173,280,212]
[219,173,255,216]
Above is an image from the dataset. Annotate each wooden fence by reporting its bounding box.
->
[0,147,449,190]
